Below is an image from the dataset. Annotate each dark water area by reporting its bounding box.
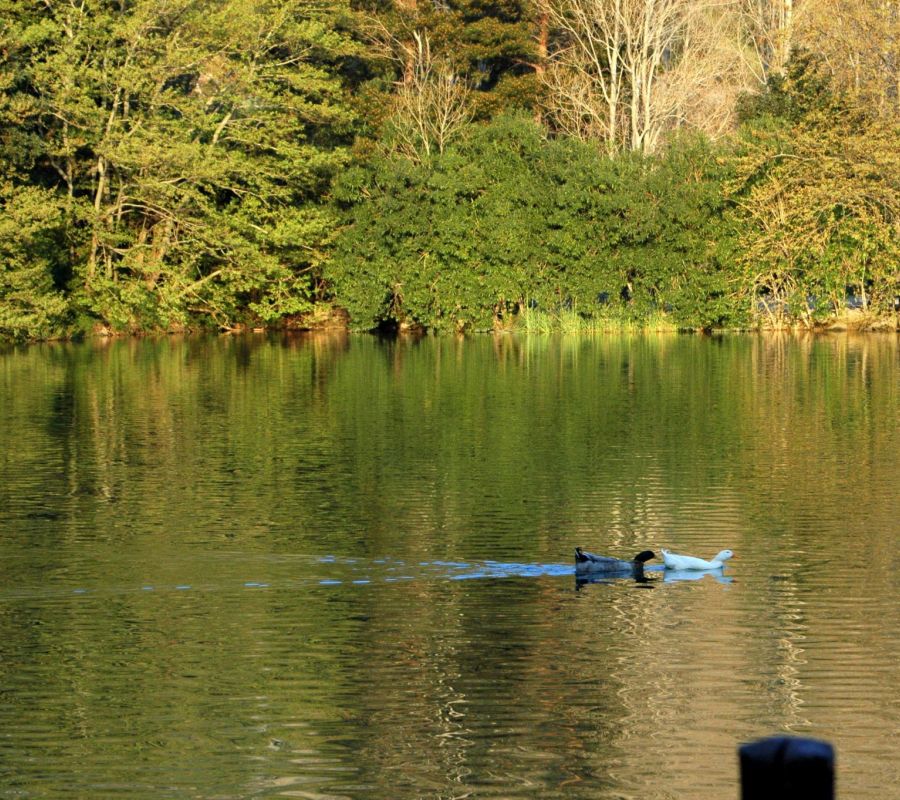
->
[1,332,898,799]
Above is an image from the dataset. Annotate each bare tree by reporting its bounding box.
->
[737,0,799,84]
[389,32,473,161]
[543,0,627,152]
[541,61,615,143]
[620,0,690,151]
[799,0,900,116]
[544,0,748,152]
[657,5,757,140]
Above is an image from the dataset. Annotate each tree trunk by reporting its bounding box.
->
[780,0,793,71]
[87,156,107,284]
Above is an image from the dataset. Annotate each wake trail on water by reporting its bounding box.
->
[0,556,583,601]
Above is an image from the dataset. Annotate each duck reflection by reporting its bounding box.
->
[663,568,733,584]
[575,566,734,589]
[575,572,657,590]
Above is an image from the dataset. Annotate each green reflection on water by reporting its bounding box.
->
[0,332,897,799]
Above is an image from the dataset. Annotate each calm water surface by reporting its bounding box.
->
[1,333,898,799]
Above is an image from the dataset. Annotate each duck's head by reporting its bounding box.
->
[714,549,734,563]
[634,550,656,564]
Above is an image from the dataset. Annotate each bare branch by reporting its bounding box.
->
[389,31,473,161]
[543,0,759,152]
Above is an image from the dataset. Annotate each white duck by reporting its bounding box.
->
[661,548,734,570]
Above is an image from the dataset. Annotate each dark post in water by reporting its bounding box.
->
[739,736,835,800]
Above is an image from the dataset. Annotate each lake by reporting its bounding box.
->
[1,332,898,799]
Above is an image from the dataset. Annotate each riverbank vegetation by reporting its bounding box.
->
[1,0,897,340]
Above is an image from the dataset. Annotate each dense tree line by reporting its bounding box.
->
[0,0,897,339]
[1,0,358,338]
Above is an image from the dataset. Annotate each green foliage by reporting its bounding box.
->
[736,51,844,125]
[728,56,900,327]
[327,115,741,331]
[0,185,70,340]
[2,4,897,341]
[358,0,542,127]
[0,0,361,337]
